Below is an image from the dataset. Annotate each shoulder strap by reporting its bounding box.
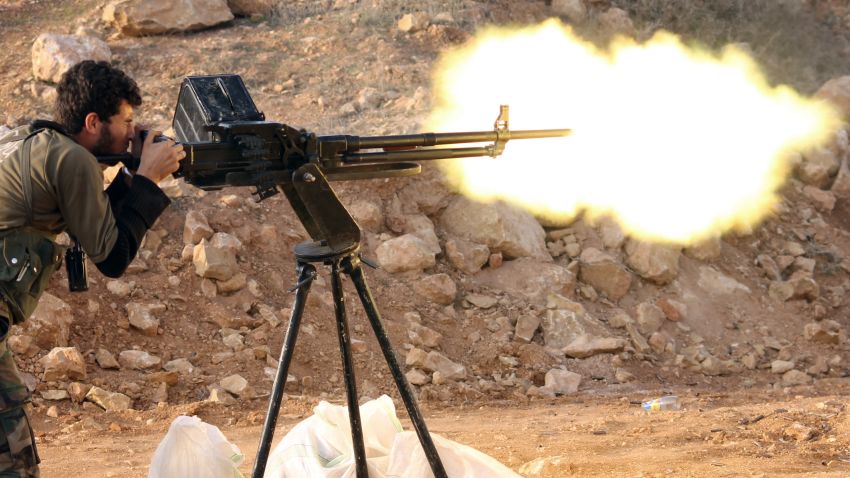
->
[18,130,42,227]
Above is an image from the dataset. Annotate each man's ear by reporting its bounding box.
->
[82,112,101,134]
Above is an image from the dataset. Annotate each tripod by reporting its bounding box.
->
[250,164,448,478]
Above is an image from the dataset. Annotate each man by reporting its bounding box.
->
[0,60,184,476]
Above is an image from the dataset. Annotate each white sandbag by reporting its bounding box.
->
[263,395,520,478]
[149,415,244,478]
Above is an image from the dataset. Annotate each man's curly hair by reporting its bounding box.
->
[54,60,142,134]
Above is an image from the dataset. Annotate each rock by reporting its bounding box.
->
[41,390,69,401]
[183,210,214,244]
[408,323,442,349]
[608,309,633,329]
[563,335,625,358]
[551,0,587,23]
[578,248,632,300]
[22,292,73,349]
[831,156,850,199]
[771,360,795,374]
[542,369,581,395]
[625,240,681,285]
[514,314,541,342]
[648,331,672,354]
[441,196,550,261]
[106,280,132,297]
[769,274,819,302]
[118,350,161,370]
[598,7,636,37]
[220,374,248,396]
[405,369,430,386]
[614,368,635,383]
[655,298,686,322]
[209,232,243,256]
[8,335,39,358]
[474,258,576,304]
[147,372,179,386]
[465,293,498,309]
[95,349,120,369]
[802,185,837,211]
[67,382,91,403]
[413,274,456,305]
[226,0,274,16]
[697,266,751,295]
[86,386,132,411]
[164,358,195,374]
[39,347,86,381]
[103,0,234,37]
[356,87,383,110]
[625,323,650,354]
[804,320,843,344]
[349,200,383,232]
[405,348,428,369]
[816,76,850,121]
[797,147,839,188]
[423,351,466,380]
[125,302,165,337]
[445,238,490,274]
[783,423,817,441]
[193,239,239,281]
[541,300,605,349]
[31,33,111,83]
[400,214,441,255]
[684,236,722,261]
[782,370,812,386]
[222,333,245,351]
[217,272,247,294]
[375,234,435,273]
[635,302,665,335]
[756,255,782,280]
[397,12,429,33]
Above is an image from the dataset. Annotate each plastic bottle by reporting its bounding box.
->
[641,395,681,411]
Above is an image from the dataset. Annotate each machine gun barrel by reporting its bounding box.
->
[339,128,572,150]
[319,127,571,166]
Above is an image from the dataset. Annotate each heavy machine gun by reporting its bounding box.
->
[109,74,570,478]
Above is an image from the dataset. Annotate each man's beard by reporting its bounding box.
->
[91,125,116,156]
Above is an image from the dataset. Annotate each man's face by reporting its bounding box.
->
[91,100,135,156]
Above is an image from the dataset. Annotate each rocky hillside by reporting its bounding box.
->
[1,0,850,419]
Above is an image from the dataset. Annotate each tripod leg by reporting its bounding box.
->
[344,258,449,478]
[251,263,316,478]
[331,261,369,478]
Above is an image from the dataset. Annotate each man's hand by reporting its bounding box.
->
[135,129,185,184]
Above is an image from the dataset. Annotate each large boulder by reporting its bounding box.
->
[540,297,605,349]
[21,292,73,349]
[440,197,550,261]
[376,234,435,273]
[103,0,234,37]
[475,258,576,304]
[31,34,111,83]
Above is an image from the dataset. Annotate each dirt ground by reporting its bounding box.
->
[35,383,850,477]
[3,0,850,477]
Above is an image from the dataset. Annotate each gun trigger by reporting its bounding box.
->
[288,269,317,293]
[359,254,379,270]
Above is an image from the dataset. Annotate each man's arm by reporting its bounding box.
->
[50,145,170,277]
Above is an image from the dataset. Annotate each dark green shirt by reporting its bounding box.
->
[0,126,135,262]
